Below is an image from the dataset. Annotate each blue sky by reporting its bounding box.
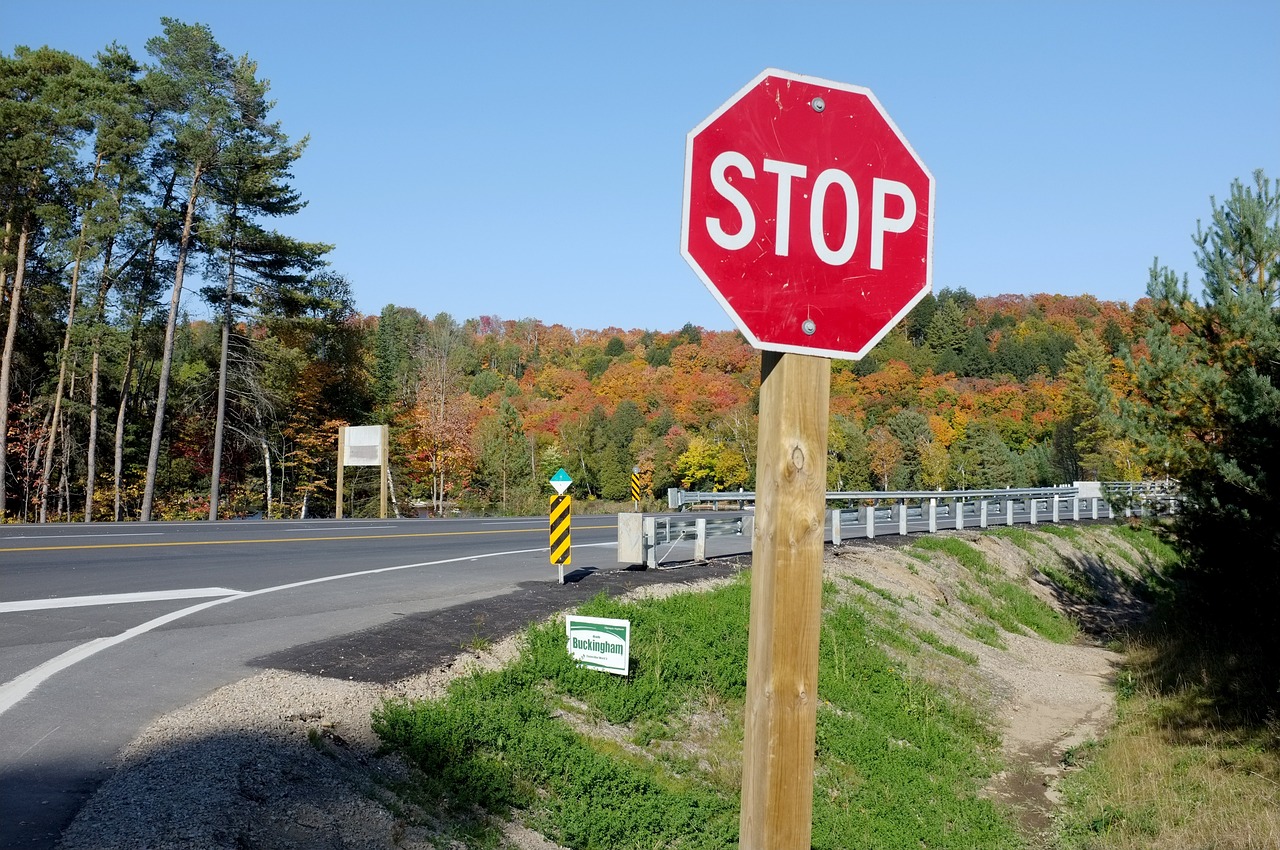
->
[6,1,1277,333]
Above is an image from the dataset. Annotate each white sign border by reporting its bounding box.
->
[565,614,631,677]
[679,67,935,361]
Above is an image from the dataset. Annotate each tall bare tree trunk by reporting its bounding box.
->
[140,163,203,522]
[209,231,236,522]
[0,220,11,320]
[261,438,272,520]
[85,345,101,522]
[112,341,136,521]
[0,219,33,521]
[37,179,97,522]
[113,170,177,521]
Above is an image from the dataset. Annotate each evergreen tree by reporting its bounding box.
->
[1128,171,1280,634]
[199,56,330,520]
[139,19,241,521]
[0,46,94,519]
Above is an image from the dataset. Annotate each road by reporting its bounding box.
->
[0,500,1085,847]
[0,515,629,849]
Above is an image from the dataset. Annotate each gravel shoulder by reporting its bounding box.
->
[57,529,1144,849]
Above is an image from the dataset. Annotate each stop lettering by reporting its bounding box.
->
[681,69,934,360]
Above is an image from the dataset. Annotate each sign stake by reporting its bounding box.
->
[740,351,830,850]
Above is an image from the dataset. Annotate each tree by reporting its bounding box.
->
[675,435,746,492]
[200,57,330,520]
[952,422,1019,489]
[1058,332,1138,481]
[827,415,870,491]
[416,312,472,516]
[80,45,156,522]
[139,19,240,521]
[1127,170,1280,629]
[0,46,94,520]
[887,408,931,490]
[924,297,968,360]
[867,426,902,490]
[476,400,527,512]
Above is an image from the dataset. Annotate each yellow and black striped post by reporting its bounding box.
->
[630,472,642,507]
[549,493,572,583]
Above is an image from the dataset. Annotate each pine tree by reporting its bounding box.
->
[138,19,239,521]
[200,55,330,520]
[1129,170,1280,630]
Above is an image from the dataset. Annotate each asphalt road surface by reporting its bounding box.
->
[0,515,642,849]
[0,500,1078,847]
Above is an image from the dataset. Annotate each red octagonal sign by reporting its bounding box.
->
[682,69,934,360]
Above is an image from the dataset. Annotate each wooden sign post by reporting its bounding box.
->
[680,70,932,848]
[336,424,389,520]
[740,351,830,848]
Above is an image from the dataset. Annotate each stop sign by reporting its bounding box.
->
[681,69,934,360]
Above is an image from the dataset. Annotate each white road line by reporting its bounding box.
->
[1,532,164,540]
[277,525,395,533]
[0,546,547,718]
[0,588,242,613]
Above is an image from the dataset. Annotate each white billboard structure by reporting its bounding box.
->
[336,424,389,519]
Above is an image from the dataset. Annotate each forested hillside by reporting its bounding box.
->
[1,19,1156,523]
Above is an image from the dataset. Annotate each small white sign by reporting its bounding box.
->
[565,615,630,676]
[342,425,385,467]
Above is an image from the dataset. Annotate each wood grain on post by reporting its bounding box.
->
[740,351,831,849]
[336,427,345,520]
[379,424,389,520]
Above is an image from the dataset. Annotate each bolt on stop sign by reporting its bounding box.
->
[681,69,934,360]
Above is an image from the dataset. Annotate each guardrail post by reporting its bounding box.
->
[1091,497,1099,520]
[955,498,964,530]
[979,499,989,528]
[1030,498,1038,525]
[1052,494,1060,523]
[1072,497,1080,522]
[899,500,908,536]
[695,517,707,561]
[866,503,875,539]
[928,497,937,533]
[643,516,657,568]
[831,509,842,545]
[1006,499,1014,526]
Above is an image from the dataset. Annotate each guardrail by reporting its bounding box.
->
[668,481,1178,512]
[624,482,1173,568]
[617,514,750,568]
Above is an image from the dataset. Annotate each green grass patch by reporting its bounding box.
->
[848,575,903,606]
[989,526,1037,552]
[912,536,1076,644]
[1037,561,1099,602]
[913,627,980,665]
[375,574,1022,849]
[1035,524,1082,542]
[1111,524,1179,570]
[1053,631,1280,848]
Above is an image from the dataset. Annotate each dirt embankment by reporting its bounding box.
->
[57,526,1150,849]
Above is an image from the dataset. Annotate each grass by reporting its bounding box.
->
[989,526,1100,601]
[374,575,1021,849]
[369,524,1210,849]
[1048,523,1279,848]
[1053,631,1280,849]
[911,536,1077,644]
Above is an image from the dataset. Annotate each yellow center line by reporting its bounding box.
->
[0,523,617,553]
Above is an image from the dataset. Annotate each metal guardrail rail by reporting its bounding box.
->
[621,482,1175,568]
